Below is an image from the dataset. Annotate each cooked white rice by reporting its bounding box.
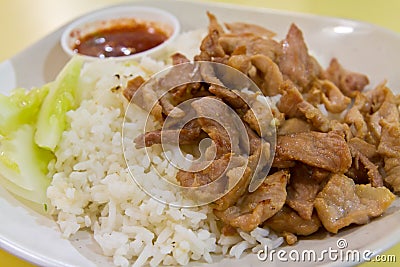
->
[46,31,283,266]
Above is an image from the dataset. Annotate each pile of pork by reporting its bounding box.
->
[123,13,399,245]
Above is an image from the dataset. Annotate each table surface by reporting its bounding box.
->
[0,0,399,266]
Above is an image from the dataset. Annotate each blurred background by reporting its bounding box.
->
[1,0,399,62]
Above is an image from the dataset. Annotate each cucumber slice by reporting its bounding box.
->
[35,56,83,151]
[0,85,49,136]
[0,124,53,204]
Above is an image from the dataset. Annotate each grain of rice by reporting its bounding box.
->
[230,240,253,259]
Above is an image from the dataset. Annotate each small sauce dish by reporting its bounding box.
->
[61,5,180,61]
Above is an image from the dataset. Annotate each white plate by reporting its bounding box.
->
[1,0,400,266]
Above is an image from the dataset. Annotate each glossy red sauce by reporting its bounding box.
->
[73,23,168,58]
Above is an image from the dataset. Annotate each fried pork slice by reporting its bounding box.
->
[169,53,202,103]
[245,38,282,60]
[242,96,275,137]
[310,168,331,183]
[218,34,281,61]
[227,54,252,74]
[191,97,242,158]
[133,120,203,149]
[171,52,190,65]
[347,141,383,187]
[214,170,289,232]
[286,165,321,220]
[367,98,399,143]
[244,123,262,156]
[366,90,400,191]
[282,232,298,245]
[378,120,400,192]
[124,72,186,121]
[248,54,283,96]
[323,58,369,98]
[298,101,352,138]
[278,118,312,135]
[278,24,322,91]
[208,85,248,110]
[213,126,271,211]
[264,206,321,240]
[276,82,304,118]
[371,95,400,132]
[362,81,393,113]
[125,53,204,120]
[314,79,351,113]
[122,75,145,101]
[224,22,276,39]
[196,12,225,60]
[314,174,395,234]
[274,131,352,173]
[157,59,208,117]
[158,94,185,118]
[212,165,252,211]
[348,137,378,160]
[296,101,332,132]
[277,81,328,127]
[345,102,369,139]
[278,82,351,137]
[243,123,271,171]
[177,155,249,203]
[123,76,163,122]
[347,82,392,138]
[382,157,400,192]
[198,60,226,86]
[176,154,232,188]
